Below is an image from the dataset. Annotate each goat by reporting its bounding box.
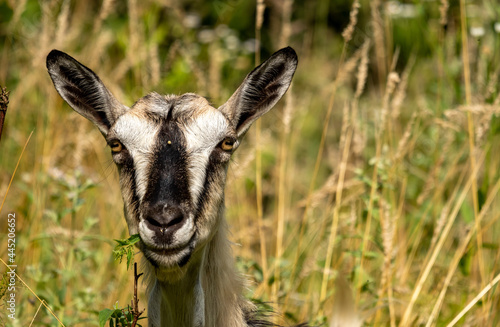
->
[46,47,306,327]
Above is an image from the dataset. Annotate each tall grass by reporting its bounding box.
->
[1,0,500,326]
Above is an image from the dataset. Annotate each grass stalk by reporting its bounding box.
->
[318,103,353,314]
[426,176,500,326]
[0,86,9,143]
[0,258,66,326]
[399,153,485,327]
[446,272,500,327]
[284,42,348,309]
[0,130,33,215]
[29,300,45,327]
[460,0,486,291]
[370,0,386,89]
[254,0,269,295]
[274,0,294,309]
[355,133,380,304]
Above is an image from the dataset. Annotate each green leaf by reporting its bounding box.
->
[84,217,99,231]
[460,202,474,224]
[459,248,474,276]
[127,251,133,269]
[99,309,115,327]
[113,234,141,270]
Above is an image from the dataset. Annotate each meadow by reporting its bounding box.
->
[1,0,500,326]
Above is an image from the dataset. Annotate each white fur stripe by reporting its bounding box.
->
[113,114,160,202]
[183,110,229,206]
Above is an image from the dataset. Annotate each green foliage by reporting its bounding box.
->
[16,171,109,325]
[113,234,141,270]
[100,238,145,327]
[98,306,145,327]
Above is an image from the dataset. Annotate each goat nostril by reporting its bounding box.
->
[163,207,185,230]
[167,215,183,228]
[145,204,186,233]
[146,215,163,228]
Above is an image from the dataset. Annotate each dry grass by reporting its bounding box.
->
[1,0,500,326]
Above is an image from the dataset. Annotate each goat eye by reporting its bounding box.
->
[110,141,123,153]
[220,138,235,151]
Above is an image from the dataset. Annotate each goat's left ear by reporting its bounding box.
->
[219,47,298,138]
[46,50,128,137]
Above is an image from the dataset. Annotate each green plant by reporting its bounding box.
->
[99,236,145,327]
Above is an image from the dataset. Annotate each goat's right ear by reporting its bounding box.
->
[219,47,298,138]
[46,50,128,137]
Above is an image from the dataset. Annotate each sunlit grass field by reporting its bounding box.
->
[1,0,500,326]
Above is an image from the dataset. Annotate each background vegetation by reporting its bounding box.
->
[1,0,500,326]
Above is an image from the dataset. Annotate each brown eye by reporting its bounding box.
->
[110,141,123,153]
[221,138,235,151]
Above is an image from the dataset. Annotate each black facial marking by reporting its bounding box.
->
[146,119,191,203]
[194,149,226,225]
[178,242,195,267]
[120,159,141,223]
[142,118,192,242]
